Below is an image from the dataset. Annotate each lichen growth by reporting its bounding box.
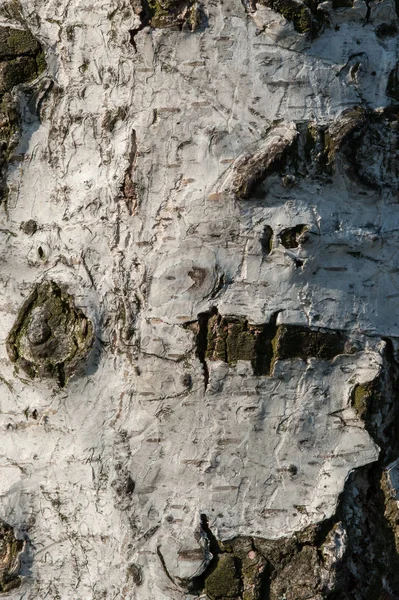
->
[7,281,94,386]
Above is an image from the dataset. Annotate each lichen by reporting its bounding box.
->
[6,281,94,386]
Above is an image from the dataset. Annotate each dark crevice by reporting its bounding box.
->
[260,225,273,256]
[129,0,153,51]
[208,273,226,301]
[200,514,220,558]
[258,561,272,599]
[57,363,66,388]
[156,545,176,586]
[188,514,220,594]
[121,129,138,215]
[195,308,217,390]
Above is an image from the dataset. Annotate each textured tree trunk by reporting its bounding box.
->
[0,0,398,598]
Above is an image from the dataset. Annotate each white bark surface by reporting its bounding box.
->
[0,0,397,597]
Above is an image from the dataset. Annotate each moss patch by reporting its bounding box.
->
[204,310,272,371]
[258,0,322,37]
[273,0,313,33]
[204,554,241,599]
[0,27,41,59]
[129,0,202,42]
[148,0,202,29]
[272,324,346,362]
[192,310,351,378]
[7,281,93,386]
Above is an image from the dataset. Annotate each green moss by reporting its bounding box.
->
[148,0,170,27]
[205,554,241,600]
[352,383,371,419]
[0,27,40,59]
[4,28,40,56]
[206,315,259,365]
[146,0,201,29]
[0,1,23,23]
[36,49,46,75]
[351,380,382,431]
[226,321,256,364]
[0,56,38,91]
[270,0,313,33]
[380,471,399,554]
[272,324,345,362]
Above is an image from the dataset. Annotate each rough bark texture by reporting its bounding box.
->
[0,0,398,598]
